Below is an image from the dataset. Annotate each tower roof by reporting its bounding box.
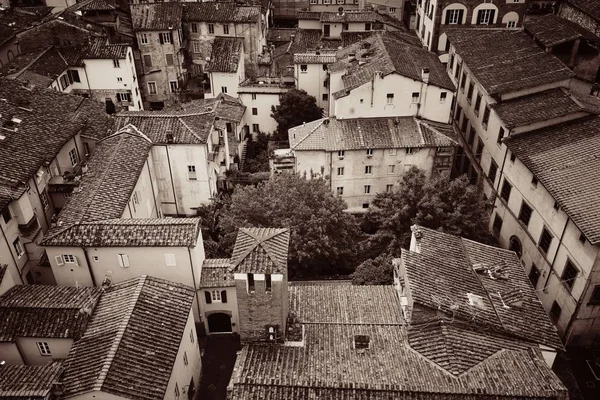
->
[230,228,290,274]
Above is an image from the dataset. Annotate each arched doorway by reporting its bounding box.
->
[509,236,522,258]
[207,313,232,333]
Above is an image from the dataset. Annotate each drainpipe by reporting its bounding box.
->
[81,248,98,287]
[164,145,179,215]
[145,159,160,217]
[0,222,25,284]
[495,141,509,192]
[329,151,333,190]
[542,216,570,291]
[188,246,202,324]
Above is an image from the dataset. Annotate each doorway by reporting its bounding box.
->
[207,313,232,333]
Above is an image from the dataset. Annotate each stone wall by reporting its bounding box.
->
[559,2,600,35]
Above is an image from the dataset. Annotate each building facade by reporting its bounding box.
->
[294,52,337,111]
[238,78,292,135]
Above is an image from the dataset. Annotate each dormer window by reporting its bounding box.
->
[354,335,370,349]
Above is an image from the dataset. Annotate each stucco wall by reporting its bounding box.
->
[200,286,240,333]
[16,337,73,365]
[239,89,284,134]
[0,342,24,365]
[296,62,330,110]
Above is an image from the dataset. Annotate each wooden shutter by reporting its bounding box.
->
[159,33,164,44]
[169,32,174,44]
[489,10,496,24]
[221,290,227,303]
[205,291,212,304]
[55,255,64,266]
[445,10,451,24]
[457,9,464,24]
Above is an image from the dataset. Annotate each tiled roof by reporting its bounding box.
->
[505,115,600,244]
[82,38,128,59]
[183,3,260,23]
[293,53,337,64]
[200,258,235,288]
[288,117,457,152]
[331,34,454,96]
[0,285,101,341]
[525,14,600,47]
[0,7,51,47]
[289,285,403,324]
[230,228,290,274]
[131,3,183,31]
[206,36,244,73]
[266,27,295,44]
[42,218,201,247]
[0,46,84,83]
[69,0,116,12]
[62,276,195,400]
[401,226,563,349]
[341,30,422,48]
[492,88,590,129]
[566,0,600,21]
[446,29,574,95]
[0,362,64,399]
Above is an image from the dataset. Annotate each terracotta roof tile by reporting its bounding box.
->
[183,3,260,23]
[0,362,64,399]
[289,117,456,152]
[230,228,290,274]
[131,3,183,31]
[566,0,600,21]
[206,36,244,73]
[293,53,337,64]
[524,14,600,47]
[446,29,574,95]
[504,115,600,244]
[200,258,235,288]
[62,276,195,399]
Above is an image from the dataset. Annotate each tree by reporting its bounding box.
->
[243,131,270,173]
[195,194,232,259]
[363,167,493,258]
[271,89,323,142]
[351,254,394,285]
[220,173,361,278]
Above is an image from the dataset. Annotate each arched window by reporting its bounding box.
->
[502,12,520,28]
[442,4,467,25]
[7,50,14,61]
[509,236,523,258]
[472,4,499,25]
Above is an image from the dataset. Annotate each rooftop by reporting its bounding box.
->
[62,276,195,400]
[266,27,296,44]
[0,285,101,341]
[330,34,455,98]
[446,29,574,95]
[131,3,183,31]
[183,3,261,23]
[341,29,422,48]
[492,87,599,129]
[200,258,235,288]
[505,115,600,244]
[524,13,600,47]
[0,6,51,47]
[565,0,600,22]
[288,117,457,152]
[293,52,337,64]
[299,10,404,28]
[0,362,63,400]
[206,36,244,73]
[230,228,290,274]
[0,46,84,85]
[400,226,563,349]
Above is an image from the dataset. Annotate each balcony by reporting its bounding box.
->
[48,164,86,190]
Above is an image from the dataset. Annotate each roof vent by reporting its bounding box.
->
[353,335,370,349]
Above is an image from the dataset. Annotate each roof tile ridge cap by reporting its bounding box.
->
[562,87,587,111]
[94,276,147,391]
[291,119,326,149]
[418,119,458,145]
[177,116,204,143]
[403,330,460,379]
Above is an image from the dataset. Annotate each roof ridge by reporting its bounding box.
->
[177,116,205,142]
[94,276,147,391]
[290,119,325,149]
[232,229,287,269]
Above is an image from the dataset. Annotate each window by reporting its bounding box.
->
[507,20,517,28]
[488,160,498,183]
[190,330,195,343]
[549,301,561,323]
[12,238,24,258]
[579,233,586,244]
[59,74,70,91]
[362,203,369,209]
[92,256,99,262]
[2,207,11,223]
[561,259,578,291]
[460,71,467,91]
[322,93,328,101]
[475,141,483,160]
[529,264,541,288]
[265,274,272,292]
[338,150,345,159]
[342,23,348,30]
[166,54,174,66]
[117,253,130,268]
[117,77,123,82]
[388,165,395,174]
[510,152,516,163]
[208,24,214,34]
[530,176,539,187]
[221,86,227,94]
[500,179,512,202]
[252,123,259,133]
[366,149,373,156]
[63,254,76,264]
[386,93,394,104]
[191,23,198,33]
[337,187,344,195]
[538,227,553,254]
[247,273,255,292]
[446,9,464,24]
[174,383,180,399]
[406,147,414,154]
[337,167,344,176]
[113,59,120,68]
[477,9,495,25]
[589,285,600,305]
[183,352,189,366]
[364,185,371,194]
[143,54,152,68]
[492,214,503,234]
[497,127,505,144]
[389,7,396,13]
[170,81,178,93]
[411,92,420,103]
[474,93,481,114]
[193,41,201,54]
[160,32,172,44]
[386,184,394,192]
[389,149,397,156]
[40,191,49,210]
[251,93,257,100]
[68,70,80,83]
[467,82,474,103]
[140,33,148,44]
[482,106,490,128]
[69,148,78,166]
[223,24,229,35]
[117,93,131,102]
[310,0,317,3]
[467,127,475,146]
[365,166,372,175]
[165,253,177,267]
[365,23,371,31]
[461,117,469,134]
[187,165,197,180]
[553,201,560,211]
[440,92,447,103]
[36,342,51,356]
[300,64,308,73]
[147,82,157,94]
[518,201,533,227]
[252,107,258,115]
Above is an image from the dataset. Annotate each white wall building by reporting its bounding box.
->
[238,78,292,135]
[206,36,246,99]
[294,53,337,111]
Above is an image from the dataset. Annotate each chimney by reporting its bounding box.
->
[410,225,423,253]
[421,68,430,84]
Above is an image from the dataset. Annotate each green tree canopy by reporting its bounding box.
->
[220,173,360,278]
[270,89,323,142]
[363,167,493,258]
[351,254,394,285]
[243,131,270,173]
